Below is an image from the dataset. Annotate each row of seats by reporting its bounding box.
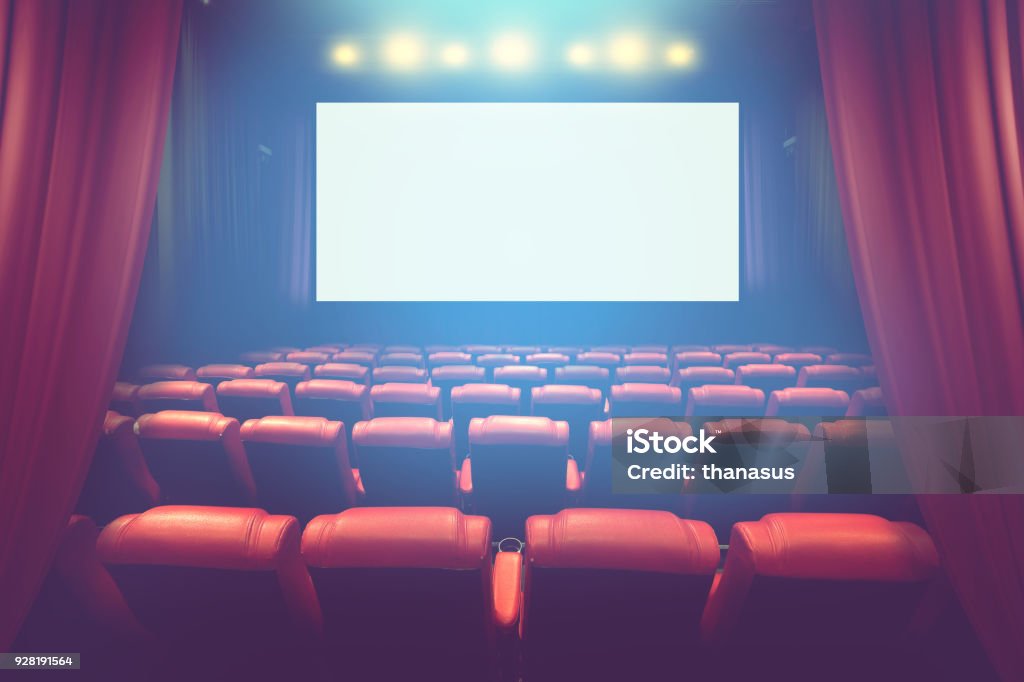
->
[37,506,940,680]
[81,407,902,534]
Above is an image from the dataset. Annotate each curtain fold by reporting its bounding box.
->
[815,1,1024,680]
[0,0,181,648]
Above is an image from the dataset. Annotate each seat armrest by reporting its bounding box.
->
[566,458,581,493]
[351,468,366,498]
[492,551,522,632]
[459,458,473,496]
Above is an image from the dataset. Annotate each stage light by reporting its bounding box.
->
[331,42,360,68]
[440,43,469,68]
[382,33,425,71]
[491,33,533,70]
[567,43,595,68]
[608,33,649,70]
[666,42,697,68]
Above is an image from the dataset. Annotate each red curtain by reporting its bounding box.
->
[0,0,181,649]
[815,1,1024,680]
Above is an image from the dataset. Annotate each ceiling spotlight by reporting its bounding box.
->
[331,42,360,68]
[566,43,595,68]
[608,33,650,71]
[666,42,697,68]
[491,33,533,70]
[382,33,425,71]
[440,43,470,68]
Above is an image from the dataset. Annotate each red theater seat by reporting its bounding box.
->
[530,385,604,458]
[462,344,503,357]
[476,353,520,379]
[632,344,669,354]
[723,351,773,370]
[493,365,547,412]
[285,351,331,368]
[97,507,319,655]
[553,365,611,399]
[306,344,344,354]
[461,415,576,536]
[216,379,294,421]
[331,350,377,368]
[609,384,683,417]
[371,366,428,384]
[269,346,302,355]
[712,344,752,354]
[383,345,421,354]
[826,352,873,366]
[525,352,570,375]
[674,351,723,369]
[428,351,473,369]
[314,362,370,385]
[110,382,143,417]
[623,351,669,367]
[370,383,442,419]
[377,352,424,368]
[575,351,621,370]
[301,507,502,680]
[847,387,887,416]
[346,344,381,355]
[253,361,311,392]
[700,514,939,649]
[505,345,541,357]
[139,364,195,382]
[753,344,793,354]
[614,365,671,384]
[735,363,797,394]
[672,366,735,393]
[195,364,254,388]
[685,385,766,417]
[430,364,487,418]
[521,509,718,679]
[798,364,868,393]
[239,416,357,523]
[138,381,218,414]
[546,345,583,356]
[76,412,161,524]
[293,380,370,457]
[774,352,823,371]
[672,344,711,353]
[240,351,285,364]
[451,384,521,460]
[351,418,457,506]
[765,387,850,417]
[591,345,629,355]
[135,411,256,506]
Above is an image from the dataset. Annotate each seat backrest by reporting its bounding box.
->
[700,513,939,645]
[552,365,611,399]
[476,353,520,369]
[614,365,671,384]
[240,351,284,364]
[76,412,160,524]
[292,379,370,458]
[701,418,811,492]
[383,345,421,355]
[504,345,541,357]
[674,351,723,370]
[847,387,886,416]
[523,509,718,676]
[546,345,583,356]
[306,344,344,354]
[801,345,838,356]
[371,366,428,384]
[493,365,547,411]
[583,419,693,506]
[451,384,521,460]
[427,351,473,369]
[302,507,493,677]
[462,344,502,357]
[217,379,294,422]
[773,352,823,370]
[825,352,872,367]
[673,367,735,396]
[525,352,570,373]
[239,416,356,523]
[136,411,257,506]
[765,387,850,417]
[314,362,370,385]
[429,365,487,418]
[139,364,195,382]
[609,383,683,417]
[753,344,793,354]
[467,416,570,533]
[285,351,331,368]
[331,351,377,368]
[711,344,752,354]
[377,352,424,368]
[590,345,629,355]
[138,381,219,414]
[723,352,773,370]
[631,344,669,354]
[685,385,765,417]
[798,364,868,393]
[622,352,669,367]
[110,382,142,417]
[734,363,797,394]
[531,385,604,458]
[97,506,319,648]
[195,364,254,388]
[370,382,442,419]
[352,418,457,506]
[574,351,621,370]
[253,362,311,393]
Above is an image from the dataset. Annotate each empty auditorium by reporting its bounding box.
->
[2,0,1023,680]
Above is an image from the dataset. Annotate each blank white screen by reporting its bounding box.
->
[316,102,739,301]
